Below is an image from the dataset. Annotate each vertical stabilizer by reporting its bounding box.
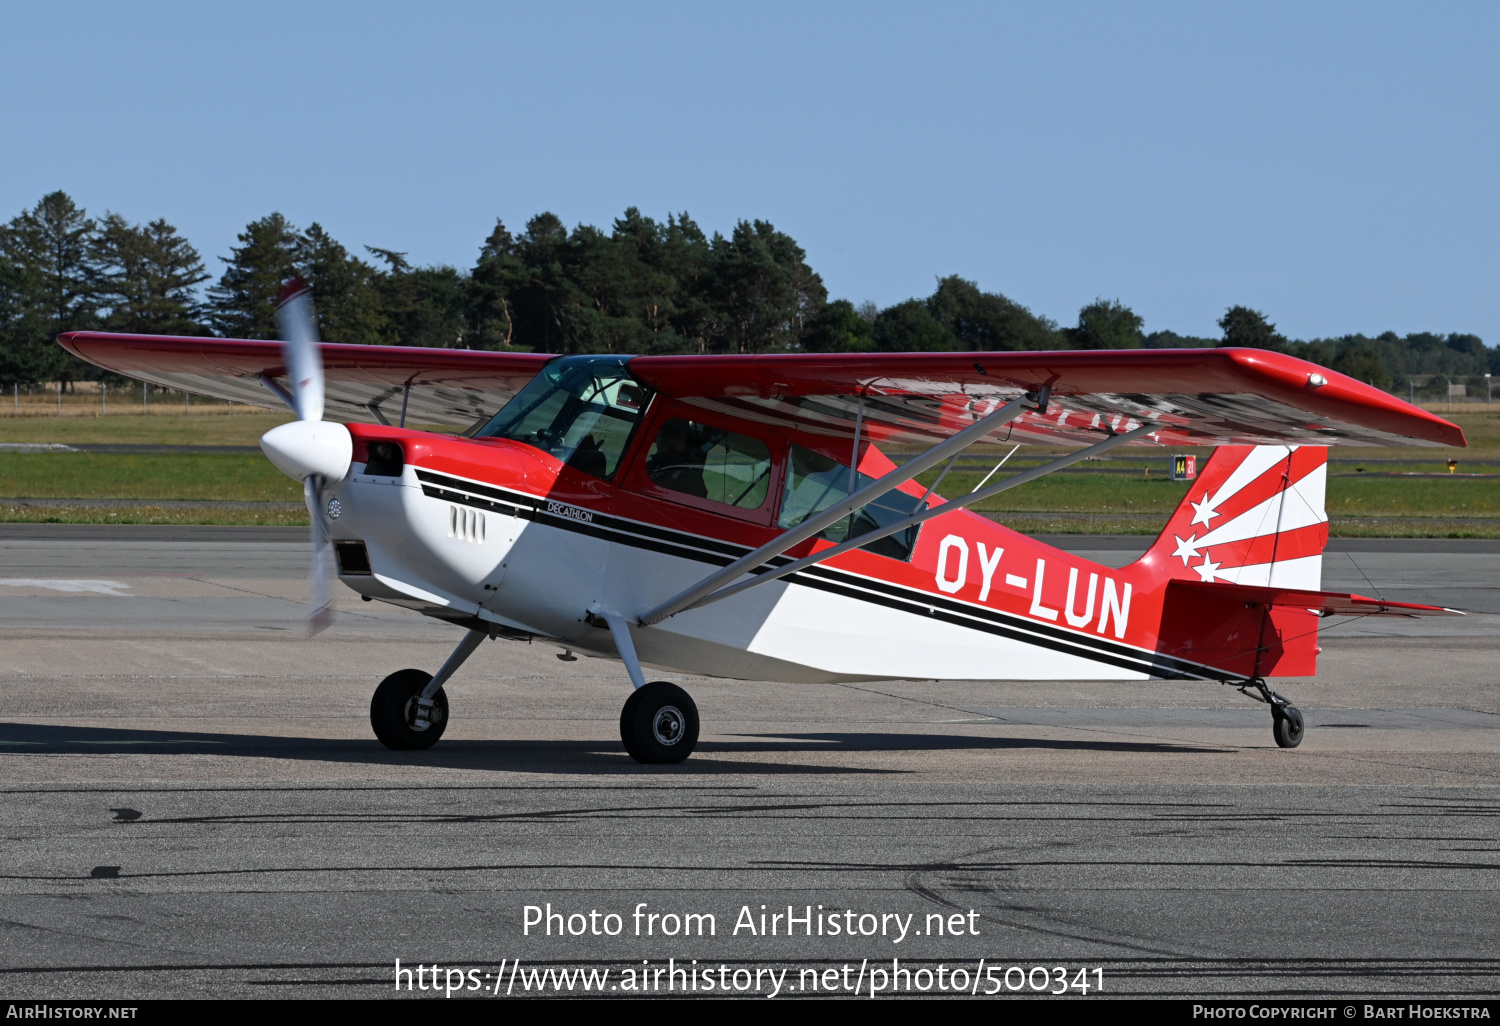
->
[1145,445,1328,590]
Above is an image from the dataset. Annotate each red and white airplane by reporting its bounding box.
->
[59,284,1466,761]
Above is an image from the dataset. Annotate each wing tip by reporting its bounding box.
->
[1223,347,1468,448]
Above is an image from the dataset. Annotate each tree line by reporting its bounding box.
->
[2,190,1495,395]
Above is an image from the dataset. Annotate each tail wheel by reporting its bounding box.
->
[371,668,449,750]
[1272,705,1304,749]
[620,682,699,764]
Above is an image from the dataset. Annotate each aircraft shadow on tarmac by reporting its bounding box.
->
[0,722,1228,775]
[705,732,1228,754]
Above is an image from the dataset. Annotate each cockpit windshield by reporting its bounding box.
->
[474,355,649,479]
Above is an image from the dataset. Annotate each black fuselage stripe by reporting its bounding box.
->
[419,480,744,566]
[788,561,1204,674]
[782,573,1211,680]
[413,468,1218,679]
[417,469,750,557]
[421,484,530,518]
[418,470,541,509]
[782,563,1199,677]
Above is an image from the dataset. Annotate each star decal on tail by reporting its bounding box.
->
[1190,492,1222,527]
[1172,534,1203,565]
[1194,552,1222,582]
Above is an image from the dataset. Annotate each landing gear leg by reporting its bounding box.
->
[597,608,699,764]
[1240,677,1305,749]
[370,627,488,750]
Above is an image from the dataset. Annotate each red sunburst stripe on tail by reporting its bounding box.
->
[1190,522,1329,570]
[1162,446,1325,539]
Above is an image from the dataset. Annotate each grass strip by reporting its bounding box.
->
[0,411,295,446]
[0,410,460,446]
[0,453,302,502]
[0,502,308,526]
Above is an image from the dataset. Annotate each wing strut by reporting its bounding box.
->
[638,395,1035,626]
[259,374,294,408]
[642,420,1157,624]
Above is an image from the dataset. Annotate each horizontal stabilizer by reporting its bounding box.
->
[1169,579,1464,617]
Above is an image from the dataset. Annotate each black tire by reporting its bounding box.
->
[620,681,699,764]
[370,668,449,750]
[1272,705,1304,749]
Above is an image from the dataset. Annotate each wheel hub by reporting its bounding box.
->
[652,705,685,746]
[404,695,440,732]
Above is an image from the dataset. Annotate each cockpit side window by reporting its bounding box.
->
[777,444,923,561]
[645,418,773,510]
[474,355,648,479]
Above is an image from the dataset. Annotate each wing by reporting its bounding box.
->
[627,349,1465,448]
[58,332,552,430]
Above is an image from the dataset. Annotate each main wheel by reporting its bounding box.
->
[1272,705,1304,749]
[370,668,449,750]
[620,681,699,764]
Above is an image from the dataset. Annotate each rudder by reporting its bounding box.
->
[1144,445,1329,590]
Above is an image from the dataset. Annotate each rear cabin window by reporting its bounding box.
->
[645,418,773,511]
[778,444,923,561]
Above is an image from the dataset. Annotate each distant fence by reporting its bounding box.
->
[1,381,268,417]
[1402,375,1495,408]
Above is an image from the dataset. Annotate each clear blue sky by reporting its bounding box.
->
[3,1,1496,344]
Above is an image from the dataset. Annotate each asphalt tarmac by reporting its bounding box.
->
[1,526,1497,1000]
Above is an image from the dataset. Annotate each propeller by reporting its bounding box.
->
[259,278,352,635]
[277,278,324,422]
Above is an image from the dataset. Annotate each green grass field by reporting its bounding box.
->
[0,410,461,446]
[0,502,308,526]
[0,411,295,446]
[0,453,302,501]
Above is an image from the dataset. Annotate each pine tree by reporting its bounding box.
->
[707,220,826,354]
[0,251,51,385]
[509,213,579,355]
[368,247,468,348]
[208,213,299,338]
[294,224,385,345]
[466,220,527,349]
[3,192,98,331]
[656,213,714,352]
[0,192,103,387]
[93,214,209,335]
[460,209,823,355]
